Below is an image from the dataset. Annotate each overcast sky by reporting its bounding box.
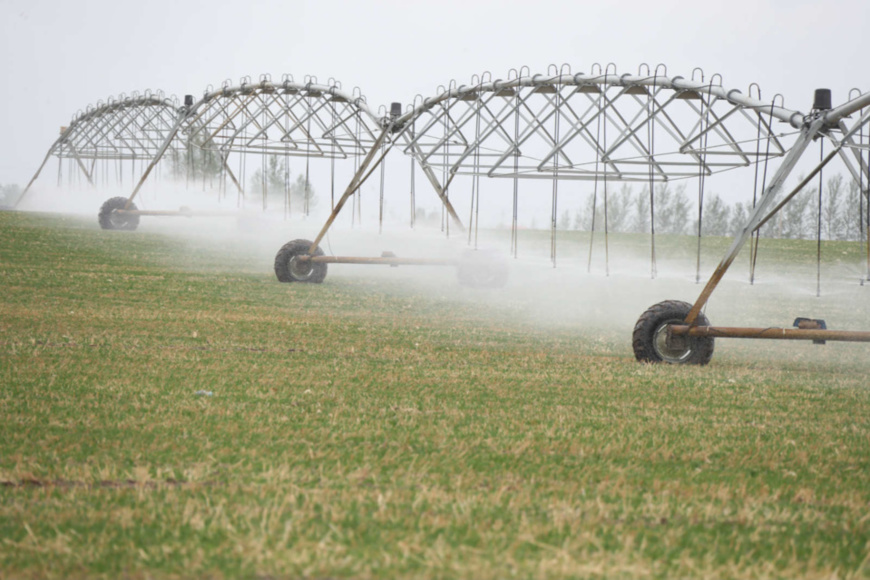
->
[2,0,868,188]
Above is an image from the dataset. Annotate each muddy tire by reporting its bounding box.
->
[274,239,327,283]
[98,197,140,231]
[632,300,714,365]
[456,249,509,289]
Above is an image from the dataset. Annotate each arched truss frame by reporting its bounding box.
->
[18,77,387,207]
[22,92,185,194]
[308,70,870,247]
[185,76,382,159]
[398,70,794,183]
[116,76,390,210]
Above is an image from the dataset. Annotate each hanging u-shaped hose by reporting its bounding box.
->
[467,75,483,249]
[866,118,870,282]
[602,63,617,277]
[748,83,763,283]
[282,90,291,219]
[750,94,781,284]
[816,139,825,297]
[410,96,421,229]
[694,75,718,284]
[860,96,870,281]
[352,105,361,227]
[261,143,267,211]
[510,67,527,258]
[261,98,268,211]
[586,64,605,274]
[330,84,337,212]
[855,89,865,255]
[284,150,290,219]
[550,67,564,267]
[649,64,666,279]
[304,110,312,216]
[238,142,246,209]
[378,106,387,235]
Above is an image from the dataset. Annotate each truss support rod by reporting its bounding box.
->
[124,111,189,210]
[751,145,841,233]
[221,154,246,200]
[835,117,870,198]
[309,126,393,253]
[405,140,466,233]
[684,118,823,325]
[66,141,95,188]
[16,131,68,208]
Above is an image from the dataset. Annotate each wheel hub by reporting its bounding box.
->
[288,255,314,280]
[109,211,126,228]
[653,321,693,363]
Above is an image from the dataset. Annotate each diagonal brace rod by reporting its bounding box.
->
[308,126,393,253]
[684,118,824,325]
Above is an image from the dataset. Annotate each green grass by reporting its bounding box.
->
[1,211,869,579]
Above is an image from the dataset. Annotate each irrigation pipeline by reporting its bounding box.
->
[670,325,870,343]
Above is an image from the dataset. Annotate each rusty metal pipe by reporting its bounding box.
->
[115,209,233,217]
[300,256,457,266]
[670,325,870,342]
[308,126,392,254]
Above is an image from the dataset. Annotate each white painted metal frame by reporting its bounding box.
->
[396,71,795,183]
[20,92,184,201]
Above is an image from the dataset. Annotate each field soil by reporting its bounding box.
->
[1,210,869,579]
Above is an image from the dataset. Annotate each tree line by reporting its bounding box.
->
[556,175,868,241]
[167,149,318,212]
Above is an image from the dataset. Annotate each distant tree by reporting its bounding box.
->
[168,136,222,183]
[245,156,318,213]
[572,208,584,231]
[700,193,732,236]
[655,183,690,234]
[607,184,634,232]
[0,183,22,206]
[249,155,289,209]
[581,191,599,231]
[633,186,652,234]
[777,186,815,239]
[729,202,749,235]
[845,179,865,241]
[581,184,633,232]
[822,174,845,240]
[289,174,317,214]
[558,209,571,231]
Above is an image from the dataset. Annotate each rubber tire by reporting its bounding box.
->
[98,197,140,231]
[632,300,715,365]
[456,249,509,289]
[274,239,327,283]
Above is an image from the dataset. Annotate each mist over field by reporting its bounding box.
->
[18,177,870,369]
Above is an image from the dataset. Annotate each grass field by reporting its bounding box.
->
[1,210,869,579]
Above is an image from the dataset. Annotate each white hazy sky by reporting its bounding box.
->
[1,0,868,188]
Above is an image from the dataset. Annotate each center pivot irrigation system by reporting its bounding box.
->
[21,66,870,365]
